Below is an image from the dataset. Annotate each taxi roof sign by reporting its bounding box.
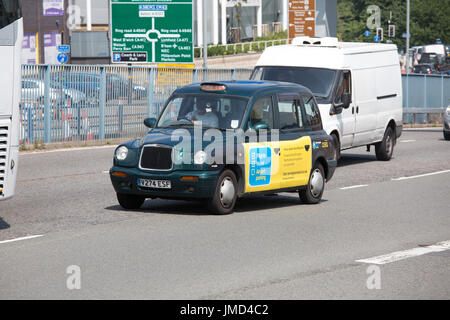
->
[200,83,227,92]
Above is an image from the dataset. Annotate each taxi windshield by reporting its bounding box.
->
[157,94,249,130]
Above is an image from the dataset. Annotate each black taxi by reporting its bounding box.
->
[110,81,337,214]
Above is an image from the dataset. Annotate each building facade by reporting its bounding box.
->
[22,0,336,64]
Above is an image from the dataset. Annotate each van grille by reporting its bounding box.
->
[0,126,8,196]
[140,145,173,171]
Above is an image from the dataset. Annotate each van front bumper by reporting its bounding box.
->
[110,166,220,199]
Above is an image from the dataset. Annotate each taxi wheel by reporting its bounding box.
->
[299,163,325,204]
[208,170,238,215]
[375,127,395,161]
[117,193,146,210]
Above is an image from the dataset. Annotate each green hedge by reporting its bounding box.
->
[196,37,287,58]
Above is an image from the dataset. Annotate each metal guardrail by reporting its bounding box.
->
[19,66,449,145]
[402,74,450,124]
[19,64,253,145]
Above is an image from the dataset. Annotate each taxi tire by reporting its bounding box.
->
[208,170,238,215]
[375,127,395,161]
[117,193,146,210]
[299,163,325,204]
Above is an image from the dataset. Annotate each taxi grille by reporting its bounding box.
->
[0,126,8,196]
[140,145,173,170]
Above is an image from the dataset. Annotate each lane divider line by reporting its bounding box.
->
[340,185,369,190]
[0,235,44,245]
[399,140,416,143]
[356,240,450,265]
[391,169,450,181]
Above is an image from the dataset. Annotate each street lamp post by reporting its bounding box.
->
[203,0,208,69]
[405,0,410,74]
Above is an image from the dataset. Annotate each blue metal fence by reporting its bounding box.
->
[19,65,449,145]
[19,64,253,145]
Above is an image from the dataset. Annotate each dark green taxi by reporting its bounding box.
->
[110,81,337,214]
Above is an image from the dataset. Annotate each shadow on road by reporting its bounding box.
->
[105,194,327,216]
[338,154,377,167]
[0,217,11,230]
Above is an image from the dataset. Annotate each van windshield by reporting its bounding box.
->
[251,66,337,99]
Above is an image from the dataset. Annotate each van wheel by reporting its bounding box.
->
[208,170,237,215]
[444,131,450,141]
[331,133,341,161]
[299,163,325,204]
[375,127,395,161]
[117,193,145,210]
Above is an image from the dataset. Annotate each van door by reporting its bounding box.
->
[333,70,355,148]
[352,69,377,146]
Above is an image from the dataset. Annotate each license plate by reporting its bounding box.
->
[138,179,171,189]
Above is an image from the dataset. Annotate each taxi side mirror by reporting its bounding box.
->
[144,118,157,128]
[253,122,270,132]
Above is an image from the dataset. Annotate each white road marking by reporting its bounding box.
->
[340,185,369,190]
[399,139,416,143]
[356,240,450,265]
[0,235,44,245]
[102,171,110,174]
[21,145,117,156]
[392,169,450,181]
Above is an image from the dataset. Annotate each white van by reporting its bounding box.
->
[251,37,403,161]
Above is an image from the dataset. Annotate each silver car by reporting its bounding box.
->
[444,105,450,140]
[21,78,86,106]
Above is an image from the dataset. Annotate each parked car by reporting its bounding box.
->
[21,78,86,106]
[110,81,337,214]
[412,64,437,75]
[444,105,450,141]
[53,72,147,101]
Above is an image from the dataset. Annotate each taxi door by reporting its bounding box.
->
[244,95,282,193]
[276,93,312,189]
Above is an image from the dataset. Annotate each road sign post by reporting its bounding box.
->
[110,0,193,64]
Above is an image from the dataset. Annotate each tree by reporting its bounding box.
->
[337,0,450,47]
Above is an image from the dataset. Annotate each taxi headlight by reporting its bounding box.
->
[116,146,128,161]
[194,150,207,165]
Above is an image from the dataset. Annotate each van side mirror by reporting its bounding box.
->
[144,118,157,128]
[342,93,351,109]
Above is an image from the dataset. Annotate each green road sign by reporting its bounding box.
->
[110,0,193,64]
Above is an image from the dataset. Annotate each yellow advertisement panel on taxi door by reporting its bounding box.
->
[244,136,312,193]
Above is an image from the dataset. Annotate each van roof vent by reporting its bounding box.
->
[292,37,339,47]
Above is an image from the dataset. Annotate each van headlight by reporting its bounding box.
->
[447,106,450,116]
[115,146,128,161]
[194,150,207,165]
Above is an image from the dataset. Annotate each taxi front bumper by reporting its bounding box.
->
[110,166,220,199]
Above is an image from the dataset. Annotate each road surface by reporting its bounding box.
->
[0,129,449,299]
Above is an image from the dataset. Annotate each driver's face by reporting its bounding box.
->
[197,101,211,114]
